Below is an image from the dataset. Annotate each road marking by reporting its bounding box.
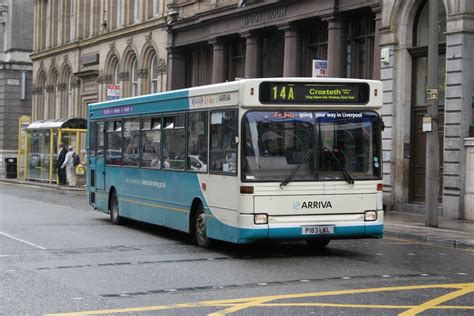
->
[46,283,474,316]
[399,283,474,316]
[0,231,46,250]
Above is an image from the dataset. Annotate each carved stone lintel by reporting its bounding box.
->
[119,72,129,81]
[137,68,148,79]
[57,83,67,91]
[70,77,80,88]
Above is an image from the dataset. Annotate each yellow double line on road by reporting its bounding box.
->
[47,283,474,316]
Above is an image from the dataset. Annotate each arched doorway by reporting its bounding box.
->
[408,0,446,203]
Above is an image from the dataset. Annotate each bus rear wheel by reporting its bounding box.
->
[306,239,330,250]
[110,191,122,225]
[193,205,213,248]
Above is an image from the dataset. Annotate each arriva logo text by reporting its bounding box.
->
[293,201,333,209]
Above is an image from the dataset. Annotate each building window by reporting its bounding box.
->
[67,75,73,117]
[304,20,328,77]
[346,10,375,79]
[229,37,246,80]
[131,59,138,96]
[113,62,120,85]
[185,43,213,88]
[150,55,158,93]
[153,0,159,16]
[134,0,140,22]
[115,0,121,29]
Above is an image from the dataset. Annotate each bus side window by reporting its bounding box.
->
[106,121,122,165]
[209,109,237,174]
[187,111,208,172]
[162,114,185,170]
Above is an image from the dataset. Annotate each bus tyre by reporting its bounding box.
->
[193,205,213,248]
[306,239,330,250]
[110,192,122,225]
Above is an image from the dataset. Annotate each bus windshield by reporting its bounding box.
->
[242,111,381,182]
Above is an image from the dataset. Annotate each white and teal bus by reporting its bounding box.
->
[87,78,384,248]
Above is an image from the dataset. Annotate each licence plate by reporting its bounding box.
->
[301,225,335,235]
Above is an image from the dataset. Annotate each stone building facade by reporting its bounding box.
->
[32,0,474,219]
[379,0,474,219]
[30,0,169,122]
[166,0,382,89]
[0,0,33,178]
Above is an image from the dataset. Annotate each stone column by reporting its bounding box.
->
[281,25,302,77]
[326,17,346,78]
[371,6,382,80]
[210,39,228,84]
[243,32,262,78]
[167,48,186,90]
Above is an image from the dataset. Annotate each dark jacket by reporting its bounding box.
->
[57,147,66,170]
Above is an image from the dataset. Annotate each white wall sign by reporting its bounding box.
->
[7,79,20,86]
[312,60,328,78]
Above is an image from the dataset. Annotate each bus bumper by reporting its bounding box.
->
[234,211,384,243]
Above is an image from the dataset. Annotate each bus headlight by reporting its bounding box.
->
[254,214,268,225]
[364,210,377,221]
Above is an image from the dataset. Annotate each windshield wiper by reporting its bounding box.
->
[280,148,313,188]
[321,147,354,184]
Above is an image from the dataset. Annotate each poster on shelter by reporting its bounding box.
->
[312,60,328,78]
[107,84,120,101]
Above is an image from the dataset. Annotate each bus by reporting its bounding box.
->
[87,78,384,248]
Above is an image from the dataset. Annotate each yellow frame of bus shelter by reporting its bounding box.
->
[22,128,86,183]
[22,118,87,184]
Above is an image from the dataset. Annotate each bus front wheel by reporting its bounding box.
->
[193,205,213,248]
[110,191,122,225]
[306,239,330,250]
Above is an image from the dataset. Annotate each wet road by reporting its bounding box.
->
[1,182,473,315]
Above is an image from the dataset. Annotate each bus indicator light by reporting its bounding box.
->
[240,186,254,194]
[377,183,383,191]
[201,183,207,191]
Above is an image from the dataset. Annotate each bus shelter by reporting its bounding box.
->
[23,118,87,184]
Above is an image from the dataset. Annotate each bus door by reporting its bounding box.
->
[95,122,106,191]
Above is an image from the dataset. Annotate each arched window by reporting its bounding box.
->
[150,55,158,93]
[131,59,138,96]
[35,71,47,120]
[67,74,74,117]
[113,62,120,85]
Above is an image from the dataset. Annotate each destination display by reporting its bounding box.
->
[259,82,370,104]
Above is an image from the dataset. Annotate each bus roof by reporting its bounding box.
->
[89,78,382,119]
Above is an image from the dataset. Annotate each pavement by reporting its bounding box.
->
[1,178,473,249]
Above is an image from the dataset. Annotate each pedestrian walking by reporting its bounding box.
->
[61,146,78,187]
[57,143,67,185]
